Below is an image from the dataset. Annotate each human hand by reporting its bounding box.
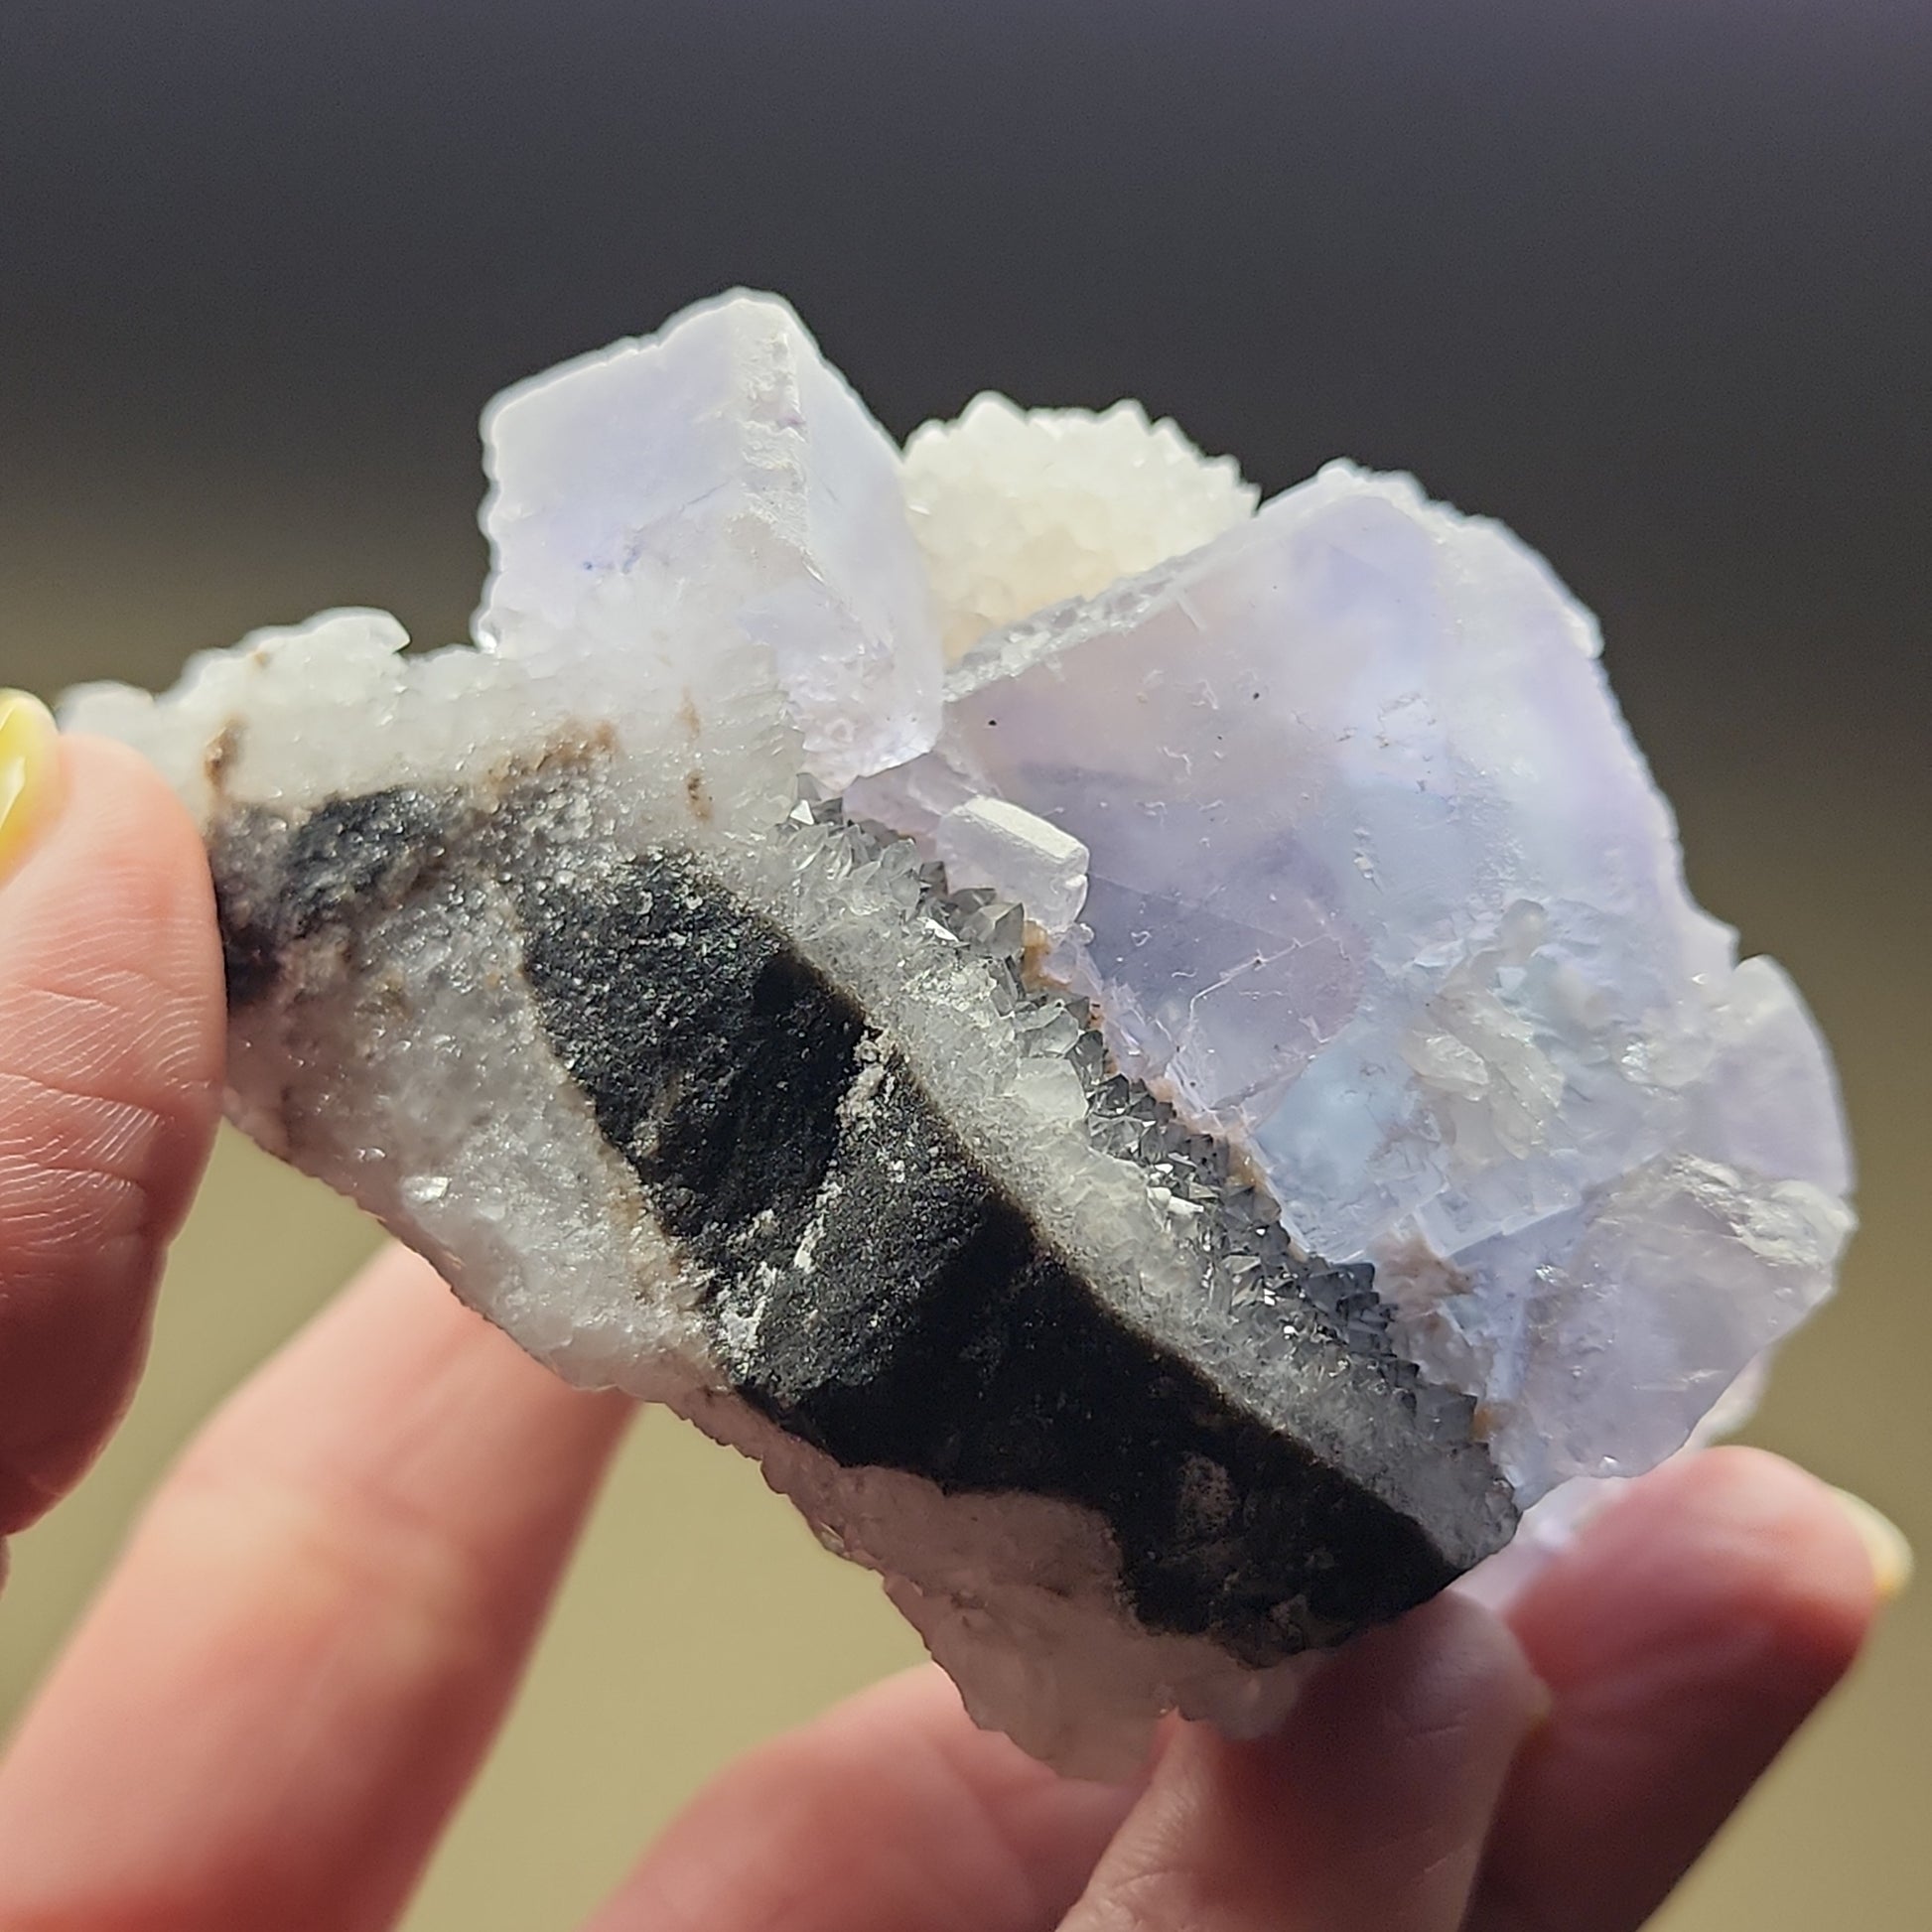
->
[0,698,1904,1931]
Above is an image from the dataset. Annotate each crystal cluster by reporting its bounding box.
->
[64,291,1851,1773]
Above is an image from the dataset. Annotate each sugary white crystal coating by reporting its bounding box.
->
[903,393,1258,661]
[63,289,1854,1770]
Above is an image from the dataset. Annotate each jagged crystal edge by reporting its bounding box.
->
[837,796,1487,1451]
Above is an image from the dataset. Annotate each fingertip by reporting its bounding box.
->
[1826,1484,1913,1605]
[1689,1449,1882,1683]
[1515,1448,1880,1703]
[7,733,221,1057]
[1293,1587,1547,1770]
[1266,1587,1551,1850]
[1474,1449,1883,1932]
[1403,1584,1548,1713]
[1057,1592,1547,1932]
[0,731,224,1531]
[50,734,222,972]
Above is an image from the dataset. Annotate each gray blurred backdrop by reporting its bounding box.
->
[2,4,1927,1926]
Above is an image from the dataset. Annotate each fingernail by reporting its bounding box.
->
[1522,1672,1557,1734]
[1829,1487,1913,1602]
[0,691,63,886]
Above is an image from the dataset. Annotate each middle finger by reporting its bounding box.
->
[0,1244,629,1932]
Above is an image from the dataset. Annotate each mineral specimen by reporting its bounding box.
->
[64,291,1852,1775]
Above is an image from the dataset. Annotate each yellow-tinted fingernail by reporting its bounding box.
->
[1522,1673,1557,1735]
[0,691,63,885]
[1830,1488,1913,1602]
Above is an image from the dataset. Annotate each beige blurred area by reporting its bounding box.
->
[3,498,1927,1932]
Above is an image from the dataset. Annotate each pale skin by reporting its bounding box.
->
[0,723,1898,1931]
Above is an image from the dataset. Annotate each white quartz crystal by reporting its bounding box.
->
[934,795,1089,941]
[903,393,1257,661]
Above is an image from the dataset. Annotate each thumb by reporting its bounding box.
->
[1061,1590,1546,1932]
[0,698,224,1535]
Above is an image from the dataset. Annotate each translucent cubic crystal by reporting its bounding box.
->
[894,462,1853,1499]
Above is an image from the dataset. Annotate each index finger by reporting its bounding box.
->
[0,711,225,1533]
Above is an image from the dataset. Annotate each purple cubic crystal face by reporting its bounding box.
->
[860,459,1852,1503]
[64,292,1851,1773]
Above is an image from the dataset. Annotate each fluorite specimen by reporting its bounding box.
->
[65,292,1852,1774]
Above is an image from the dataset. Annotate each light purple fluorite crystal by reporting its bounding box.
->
[480,293,943,795]
[862,461,1852,1500]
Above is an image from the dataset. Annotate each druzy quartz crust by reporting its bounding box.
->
[65,293,1852,1774]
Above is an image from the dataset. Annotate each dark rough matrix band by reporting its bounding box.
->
[208,781,1489,1659]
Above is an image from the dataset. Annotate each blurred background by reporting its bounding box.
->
[2,2,1926,1925]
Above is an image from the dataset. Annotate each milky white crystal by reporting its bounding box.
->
[934,795,1090,940]
[903,393,1257,661]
